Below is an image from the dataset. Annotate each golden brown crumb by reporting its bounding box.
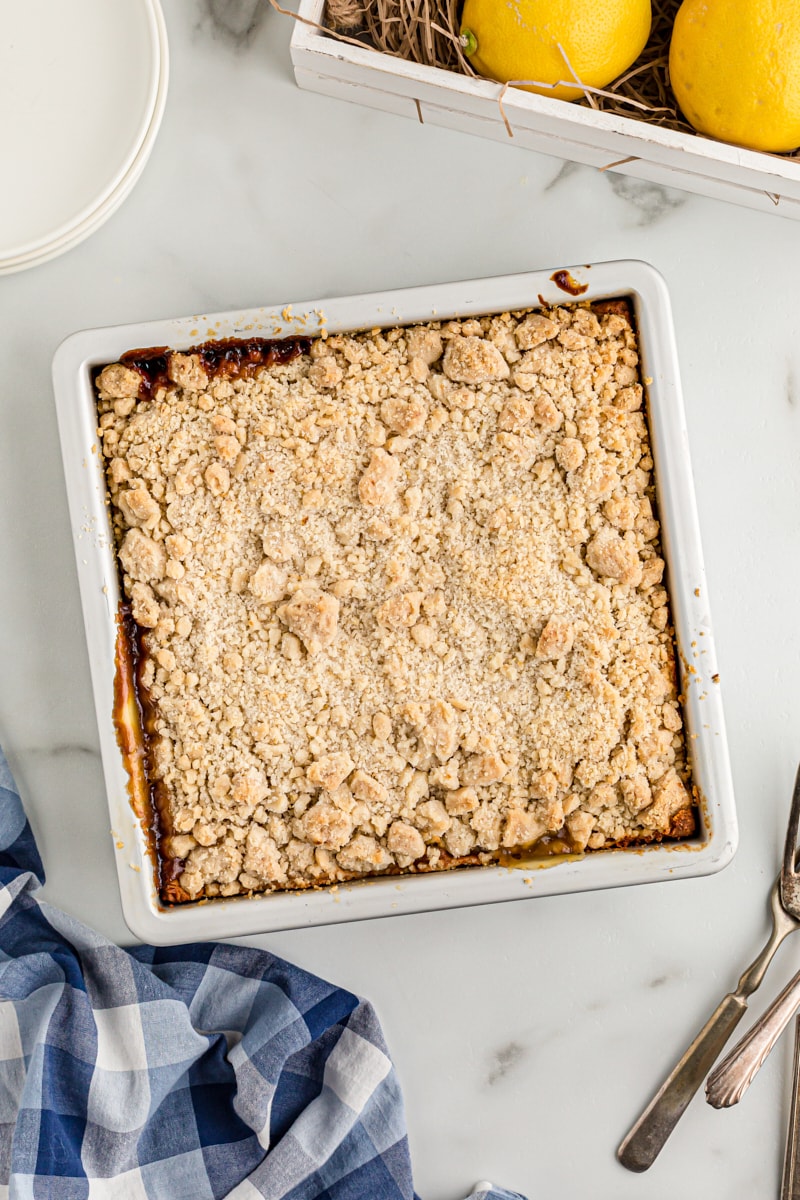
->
[98,304,691,899]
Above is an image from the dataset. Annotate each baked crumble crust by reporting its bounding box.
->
[96,303,694,902]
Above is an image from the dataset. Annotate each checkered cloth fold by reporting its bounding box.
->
[0,744,525,1200]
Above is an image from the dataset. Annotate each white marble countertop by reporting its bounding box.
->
[3,3,800,1196]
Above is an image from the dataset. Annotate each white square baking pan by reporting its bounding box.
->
[52,261,737,944]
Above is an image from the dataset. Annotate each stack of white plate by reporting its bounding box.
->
[0,0,168,275]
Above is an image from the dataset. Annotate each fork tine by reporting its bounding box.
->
[783,764,800,884]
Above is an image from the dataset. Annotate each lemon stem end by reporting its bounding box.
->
[460,28,478,57]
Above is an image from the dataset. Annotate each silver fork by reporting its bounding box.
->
[617,765,800,1172]
[706,784,800,1108]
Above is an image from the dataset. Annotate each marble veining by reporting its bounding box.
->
[544,160,581,192]
[26,742,100,762]
[607,172,688,224]
[487,1041,528,1086]
[200,0,266,47]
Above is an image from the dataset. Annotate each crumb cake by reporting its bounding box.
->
[95,300,696,905]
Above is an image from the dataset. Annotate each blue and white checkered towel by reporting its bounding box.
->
[0,743,525,1200]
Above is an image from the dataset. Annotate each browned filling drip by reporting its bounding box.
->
[592,297,634,320]
[111,335,314,401]
[114,603,187,900]
[550,270,590,296]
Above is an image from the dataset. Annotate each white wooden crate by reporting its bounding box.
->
[291,0,800,219]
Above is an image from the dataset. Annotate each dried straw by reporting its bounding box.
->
[322,0,474,73]
[323,0,361,28]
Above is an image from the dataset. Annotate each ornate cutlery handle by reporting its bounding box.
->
[781,1016,800,1200]
[706,970,800,1108]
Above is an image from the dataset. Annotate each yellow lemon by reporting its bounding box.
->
[670,0,800,153]
[460,0,652,103]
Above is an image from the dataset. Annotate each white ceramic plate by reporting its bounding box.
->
[52,262,738,944]
[0,0,167,273]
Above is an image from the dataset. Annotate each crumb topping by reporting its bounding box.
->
[96,303,692,901]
